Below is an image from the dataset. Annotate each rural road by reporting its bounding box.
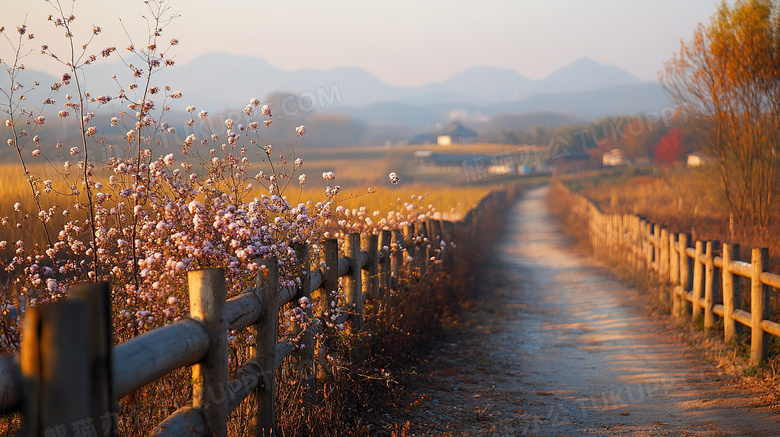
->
[399,186,780,436]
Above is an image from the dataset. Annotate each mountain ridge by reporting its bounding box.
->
[1,53,668,126]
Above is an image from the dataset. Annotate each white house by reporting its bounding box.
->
[602,149,631,167]
[687,153,710,167]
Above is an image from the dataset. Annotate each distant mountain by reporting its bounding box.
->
[27,53,652,110]
[3,54,668,135]
[331,83,669,127]
[487,82,669,120]
[535,57,642,94]
[411,67,535,104]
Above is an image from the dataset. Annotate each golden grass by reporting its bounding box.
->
[572,165,780,271]
[0,142,503,248]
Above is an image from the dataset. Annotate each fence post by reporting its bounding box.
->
[69,282,115,436]
[361,232,379,300]
[21,301,90,437]
[432,220,444,269]
[414,221,428,272]
[188,268,228,437]
[253,258,279,437]
[634,217,643,271]
[391,229,404,290]
[659,229,670,304]
[643,221,653,268]
[653,225,661,273]
[669,232,679,285]
[722,243,740,343]
[293,243,315,405]
[344,233,363,331]
[691,240,704,322]
[750,248,769,366]
[677,233,691,319]
[319,239,338,380]
[660,229,670,281]
[378,230,392,297]
[703,241,718,330]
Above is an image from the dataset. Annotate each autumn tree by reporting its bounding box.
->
[654,128,686,165]
[661,0,780,227]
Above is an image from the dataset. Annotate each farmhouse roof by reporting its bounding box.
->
[440,122,477,138]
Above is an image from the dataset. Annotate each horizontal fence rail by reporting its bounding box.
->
[0,185,518,437]
[563,182,779,367]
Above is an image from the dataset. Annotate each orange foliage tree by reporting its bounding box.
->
[660,0,780,227]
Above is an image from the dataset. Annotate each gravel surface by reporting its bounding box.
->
[395,186,780,436]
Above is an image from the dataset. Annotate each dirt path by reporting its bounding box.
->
[397,186,780,436]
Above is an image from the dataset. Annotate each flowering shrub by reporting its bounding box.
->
[0,2,505,436]
[0,0,432,353]
[0,2,322,349]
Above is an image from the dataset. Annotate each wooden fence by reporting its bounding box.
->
[0,185,516,437]
[564,183,780,367]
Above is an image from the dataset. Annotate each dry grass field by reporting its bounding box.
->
[570,165,780,270]
[0,143,520,248]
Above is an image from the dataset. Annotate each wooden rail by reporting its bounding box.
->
[0,186,516,436]
[564,183,779,367]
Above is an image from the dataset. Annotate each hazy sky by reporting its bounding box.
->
[5,0,720,87]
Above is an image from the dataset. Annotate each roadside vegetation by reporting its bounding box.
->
[0,2,512,435]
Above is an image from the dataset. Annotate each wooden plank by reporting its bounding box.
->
[148,406,206,437]
[712,304,724,317]
[227,361,263,412]
[760,319,780,338]
[188,268,229,437]
[760,272,780,289]
[713,256,723,270]
[730,260,752,278]
[113,319,210,399]
[338,256,350,277]
[274,341,297,369]
[733,309,752,327]
[226,291,265,331]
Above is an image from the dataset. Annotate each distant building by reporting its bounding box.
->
[437,135,452,146]
[409,133,438,145]
[552,153,591,175]
[437,122,477,145]
[414,150,434,166]
[487,163,517,175]
[602,149,632,167]
[687,153,711,167]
